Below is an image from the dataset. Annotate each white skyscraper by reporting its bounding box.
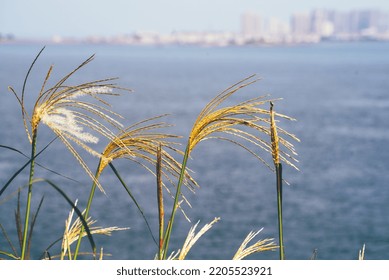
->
[241,12,262,38]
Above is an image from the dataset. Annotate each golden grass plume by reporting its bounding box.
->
[177,217,220,260]
[232,229,278,260]
[9,50,129,191]
[164,217,220,260]
[187,74,299,171]
[60,200,129,260]
[99,115,199,205]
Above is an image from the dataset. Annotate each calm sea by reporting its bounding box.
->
[0,42,388,260]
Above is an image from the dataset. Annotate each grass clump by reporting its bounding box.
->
[1,48,301,260]
[161,75,299,259]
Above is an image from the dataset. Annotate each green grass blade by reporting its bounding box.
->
[109,162,157,246]
[1,139,78,184]
[0,138,57,197]
[0,144,27,156]
[1,160,31,198]
[26,196,45,259]
[39,237,62,259]
[0,141,78,183]
[0,250,19,260]
[1,143,79,184]
[0,223,18,257]
[33,178,96,258]
[21,46,46,101]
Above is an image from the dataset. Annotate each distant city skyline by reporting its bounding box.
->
[1,0,389,39]
[19,7,388,47]
[240,9,389,37]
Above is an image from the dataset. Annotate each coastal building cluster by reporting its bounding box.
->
[85,9,389,46]
[2,9,389,46]
[290,9,389,42]
[240,9,389,44]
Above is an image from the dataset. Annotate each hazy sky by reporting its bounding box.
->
[1,0,389,38]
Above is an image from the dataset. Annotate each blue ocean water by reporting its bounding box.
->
[0,42,388,260]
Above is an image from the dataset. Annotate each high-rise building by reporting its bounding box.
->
[290,12,311,35]
[266,17,289,36]
[331,11,351,34]
[240,12,262,38]
[376,11,389,33]
[241,8,389,44]
[311,9,334,37]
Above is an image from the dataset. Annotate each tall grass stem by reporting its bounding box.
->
[21,130,37,259]
[156,145,164,260]
[73,162,101,259]
[270,101,285,260]
[162,143,190,259]
[276,163,285,260]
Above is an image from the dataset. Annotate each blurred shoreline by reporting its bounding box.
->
[2,32,389,48]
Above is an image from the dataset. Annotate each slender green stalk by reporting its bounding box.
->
[156,145,164,260]
[21,130,38,260]
[270,101,285,260]
[162,143,190,259]
[73,161,101,260]
[276,163,285,260]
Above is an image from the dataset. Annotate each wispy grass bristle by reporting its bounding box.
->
[3,50,308,261]
[99,115,199,202]
[177,217,220,260]
[163,75,299,259]
[10,52,130,193]
[61,202,128,260]
[233,229,277,260]
[187,75,299,170]
[358,244,366,260]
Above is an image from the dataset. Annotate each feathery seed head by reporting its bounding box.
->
[270,101,280,165]
[187,75,299,171]
[177,217,220,260]
[71,86,113,98]
[10,49,130,192]
[41,107,100,144]
[98,115,199,199]
[61,203,129,259]
[233,229,278,260]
